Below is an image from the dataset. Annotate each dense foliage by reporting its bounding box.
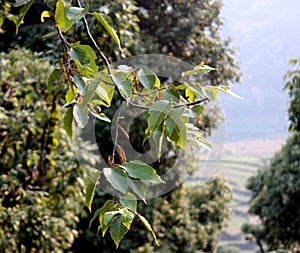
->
[243,59,300,252]
[1,0,241,251]
[0,48,93,252]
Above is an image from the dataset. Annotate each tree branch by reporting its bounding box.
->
[173,97,209,108]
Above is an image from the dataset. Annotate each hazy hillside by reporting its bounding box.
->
[219,0,300,141]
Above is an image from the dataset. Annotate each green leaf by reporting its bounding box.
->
[13,0,32,7]
[152,129,166,159]
[120,160,164,184]
[85,170,101,212]
[182,63,216,77]
[111,72,132,98]
[147,100,172,133]
[166,111,188,149]
[63,107,73,138]
[137,213,159,246]
[73,104,89,128]
[120,208,135,230]
[72,75,87,96]
[183,104,205,117]
[183,81,207,98]
[93,12,121,50]
[47,68,64,99]
[70,43,98,78]
[12,0,34,33]
[138,68,159,90]
[66,5,89,21]
[187,123,213,150]
[163,87,180,102]
[82,75,101,106]
[96,82,115,107]
[109,214,129,248]
[65,85,77,104]
[170,121,187,150]
[128,179,146,204]
[94,199,115,230]
[90,111,111,123]
[89,208,102,228]
[119,193,137,213]
[55,0,73,32]
[103,167,128,194]
[185,87,196,102]
[207,86,243,100]
[165,108,185,136]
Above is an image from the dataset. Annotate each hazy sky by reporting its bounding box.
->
[218,0,300,141]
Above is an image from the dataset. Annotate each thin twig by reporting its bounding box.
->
[77,0,112,75]
[173,97,209,108]
[77,0,209,111]
[56,28,71,50]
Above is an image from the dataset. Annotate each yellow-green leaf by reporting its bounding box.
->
[137,213,159,246]
[41,11,51,23]
[93,12,121,50]
[63,107,73,138]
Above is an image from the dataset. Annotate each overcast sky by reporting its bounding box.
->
[218,0,300,141]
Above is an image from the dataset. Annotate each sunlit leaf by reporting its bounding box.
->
[96,82,115,107]
[120,208,135,230]
[162,87,180,103]
[93,12,121,50]
[208,86,243,100]
[85,169,101,212]
[182,63,216,77]
[82,75,100,106]
[66,4,89,21]
[187,123,213,150]
[120,192,137,213]
[72,75,87,96]
[65,85,77,104]
[73,103,89,128]
[152,128,166,159]
[55,0,73,32]
[70,42,98,78]
[111,72,132,98]
[137,213,159,246]
[128,179,146,204]
[103,167,128,194]
[90,111,111,123]
[41,11,51,23]
[147,100,172,133]
[138,68,159,90]
[120,160,164,184]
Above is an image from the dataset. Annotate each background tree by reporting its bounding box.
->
[242,59,300,252]
[0,48,98,252]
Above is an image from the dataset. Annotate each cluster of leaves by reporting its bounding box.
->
[284,59,300,132]
[0,48,95,252]
[243,59,300,252]
[24,0,241,248]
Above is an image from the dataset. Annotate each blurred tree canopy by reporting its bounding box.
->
[0,48,96,252]
[0,0,241,252]
[243,59,300,252]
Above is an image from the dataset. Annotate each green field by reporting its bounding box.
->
[188,139,285,252]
